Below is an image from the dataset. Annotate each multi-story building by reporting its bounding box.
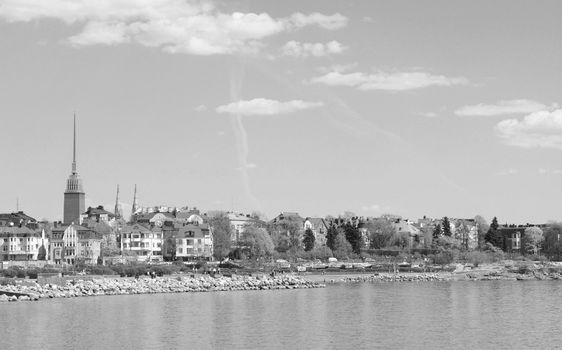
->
[50,224,101,265]
[0,225,47,261]
[227,212,256,242]
[162,222,213,261]
[120,223,162,260]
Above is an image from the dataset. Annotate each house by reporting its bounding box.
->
[0,211,38,229]
[392,219,424,247]
[50,224,101,265]
[162,222,213,261]
[120,224,162,260]
[227,212,256,242]
[303,217,329,247]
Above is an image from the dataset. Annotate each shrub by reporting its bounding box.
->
[26,269,39,279]
[2,269,16,278]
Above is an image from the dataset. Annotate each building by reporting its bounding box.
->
[80,206,116,224]
[63,116,85,224]
[120,223,162,260]
[0,211,38,229]
[0,225,47,261]
[50,224,101,265]
[227,212,256,242]
[162,222,213,261]
[303,217,329,247]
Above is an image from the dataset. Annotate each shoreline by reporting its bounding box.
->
[0,274,324,302]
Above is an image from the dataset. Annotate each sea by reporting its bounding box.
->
[1,279,562,349]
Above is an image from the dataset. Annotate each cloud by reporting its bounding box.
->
[194,104,208,112]
[216,98,323,116]
[455,99,557,117]
[496,109,562,149]
[310,70,469,91]
[538,168,548,175]
[288,12,348,30]
[281,40,346,57]
[0,0,348,55]
[497,168,518,176]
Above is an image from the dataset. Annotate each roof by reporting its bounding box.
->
[82,206,115,218]
[0,226,38,236]
[0,211,37,225]
[305,217,328,229]
[120,224,152,234]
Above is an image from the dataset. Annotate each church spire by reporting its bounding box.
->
[72,112,77,175]
[114,184,121,219]
[131,184,138,215]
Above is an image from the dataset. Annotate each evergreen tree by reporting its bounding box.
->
[485,217,503,248]
[432,224,442,240]
[442,217,452,237]
[303,228,315,251]
[344,223,363,255]
[326,224,338,251]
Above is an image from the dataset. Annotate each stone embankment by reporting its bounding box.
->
[0,275,324,302]
[338,273,450,283]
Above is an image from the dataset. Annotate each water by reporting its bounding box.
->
[2,280,562,349]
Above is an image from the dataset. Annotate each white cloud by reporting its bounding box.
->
[288,12,348,30]
[316,63,357,74]
[281,40,345,57]
[216,98,323,116]
[194,104,208,112]
[0,0,348,55]
[310,70,469,91]
[496,109,562,149]
[538,168,548,175]
[455,99,557,117]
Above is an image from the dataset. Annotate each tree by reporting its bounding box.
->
[485,217,502,249]
[523,226,544,256]
[474,215,489,249]
[442,217,452,237]
[303,228,315,251]
[268,216,302,251]
[332,229,352,259]
[343,223,363,254]
[240,226,275,259]
[326,225,338,251]
[37,245,47,260]
[543,224,562,260]
[366,219,395,249]
[207,212,232,261]
[432,224,442,241]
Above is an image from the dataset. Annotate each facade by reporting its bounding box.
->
[227,212,255,242]
[63,116,85,224]
[162,222,213,261]
[120,224,162,260]
[0,226,47,261]
[50,224,101,265]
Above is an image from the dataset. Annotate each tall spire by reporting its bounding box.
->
[132,184,138,215]
[72,112,77,174]
[114,184,121,219]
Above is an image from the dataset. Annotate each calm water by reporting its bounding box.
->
[2,280,562,349]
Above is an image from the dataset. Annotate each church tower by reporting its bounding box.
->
[114,184,122,219]
[63,115,85,224]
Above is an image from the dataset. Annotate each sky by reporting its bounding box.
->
[0,0,561,224]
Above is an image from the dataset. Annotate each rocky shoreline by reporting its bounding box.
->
[0,275,325,302]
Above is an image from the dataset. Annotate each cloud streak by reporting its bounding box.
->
[455,99,557,117]
[496,109,562,149]
[216,98,323,116]
[0,0,348,55]
[310,70,469,91]
[281,40,345,57]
